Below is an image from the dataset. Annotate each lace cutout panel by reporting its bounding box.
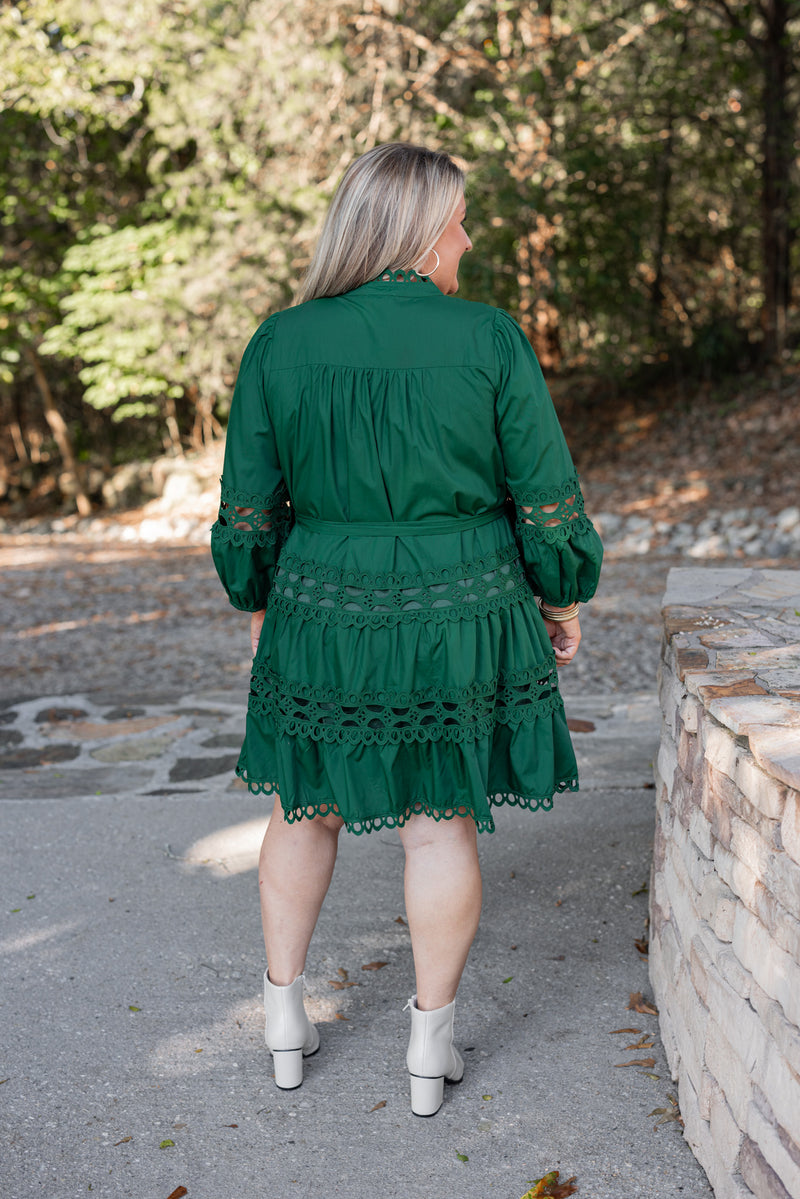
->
[214,480,294,547]
[511,476,593,545]
[269,544,530,628]
[247,662,562,746]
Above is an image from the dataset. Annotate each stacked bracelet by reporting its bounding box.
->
[538,599,580,622]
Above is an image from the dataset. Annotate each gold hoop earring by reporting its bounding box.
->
[417,249,440,277]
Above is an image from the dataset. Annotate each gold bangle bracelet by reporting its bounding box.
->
[538,600,580,622]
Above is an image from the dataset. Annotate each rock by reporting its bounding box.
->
[91,734,183,763]
[776,507,800,533]
[0,744,81,769]
[169,754,240,782]
[101,462,158,510]
[593,512,623,537]
[687,534,725,559]
[34,707,89,724]
[162,469,204,505]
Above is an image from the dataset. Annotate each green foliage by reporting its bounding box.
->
[1,0,798,495]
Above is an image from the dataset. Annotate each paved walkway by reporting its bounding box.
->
[0,686,715,1199]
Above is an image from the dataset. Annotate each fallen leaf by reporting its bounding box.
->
[650,1094,683,1129]
[623,1036,654,1050]
[0,1078,9,1085]
[634,937,649,956]
[336,967,348,980]
[455,1151,469,1162]
[520,1169,578,1198]
[159,1139,175,1149]
[361,961,388,971]
[328,979,359,989]
[614,1057,656,1068]
[631,882,649,896]
[482,1094,493,1101]
[567,717,595,733]
[555,899,563,907]
[503,976,513,983]
[510,870,516,878]
[166,1188,188,1199]
[223,1123,238,1128]
[113,1136,132,1146]
[394,915,406,925]
[643,1072,661,1080]
[369,1100,386,1112]
[194,1048,203,1053]
[609,1027,641,1035]
[128,1005,141,1012]
[628,991,658,1015]
[334,1012,350,1020]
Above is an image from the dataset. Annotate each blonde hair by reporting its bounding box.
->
[297,143,465,304]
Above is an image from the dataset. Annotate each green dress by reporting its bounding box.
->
[211,271,603,834]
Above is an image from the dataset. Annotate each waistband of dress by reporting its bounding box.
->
[295,502,508,538]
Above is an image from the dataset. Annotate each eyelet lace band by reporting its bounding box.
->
[212,479,294,546]
[511,475,593,544]
[247,661,563,746]
[269,543,531,628]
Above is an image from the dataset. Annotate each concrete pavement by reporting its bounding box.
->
[0,688,714,1198]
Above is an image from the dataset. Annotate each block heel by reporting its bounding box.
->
[272,1048,304,1090]
[409,1072,445,1117]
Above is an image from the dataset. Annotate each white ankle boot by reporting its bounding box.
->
[405,995,465,1116]
[263,970,320,1089]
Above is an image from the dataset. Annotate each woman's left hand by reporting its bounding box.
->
[542,615,581,666]
[250,609,266,656]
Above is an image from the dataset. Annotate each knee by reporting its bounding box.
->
[314,811,345,837]
[399,813,476,855]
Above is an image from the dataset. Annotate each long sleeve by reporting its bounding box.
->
[210,315,294,611]
[493,308,603,606]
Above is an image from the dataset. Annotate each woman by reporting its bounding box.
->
[211,142,602,1116]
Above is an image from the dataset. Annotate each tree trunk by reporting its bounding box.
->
[760,0,793,358]
[25,345,92,516]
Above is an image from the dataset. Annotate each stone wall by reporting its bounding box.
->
[650,568,800,1199]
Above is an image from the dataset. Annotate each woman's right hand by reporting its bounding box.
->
[541,615,581,666]
[250,609,266,656]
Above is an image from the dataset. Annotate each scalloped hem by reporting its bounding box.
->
[234,765,578,835]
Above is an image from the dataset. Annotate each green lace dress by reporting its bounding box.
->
[211,271,603,834]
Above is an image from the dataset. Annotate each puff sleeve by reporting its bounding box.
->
[210,315,294,611]
[493,309,603,606]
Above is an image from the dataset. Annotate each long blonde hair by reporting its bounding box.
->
[297,143,465,304]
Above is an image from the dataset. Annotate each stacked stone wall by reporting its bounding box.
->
[650,568,800,1199]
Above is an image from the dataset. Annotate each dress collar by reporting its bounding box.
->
[372,267,432,284]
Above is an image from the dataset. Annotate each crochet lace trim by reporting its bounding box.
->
[235,770,578,834]
[269,543,530,627]
[247,662,563,746]
[374,267,430,283]
[512,476,591,543]
[213,479,294,544]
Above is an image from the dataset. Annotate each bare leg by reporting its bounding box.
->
[259,797,344,986]
[397,814,482,1011]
